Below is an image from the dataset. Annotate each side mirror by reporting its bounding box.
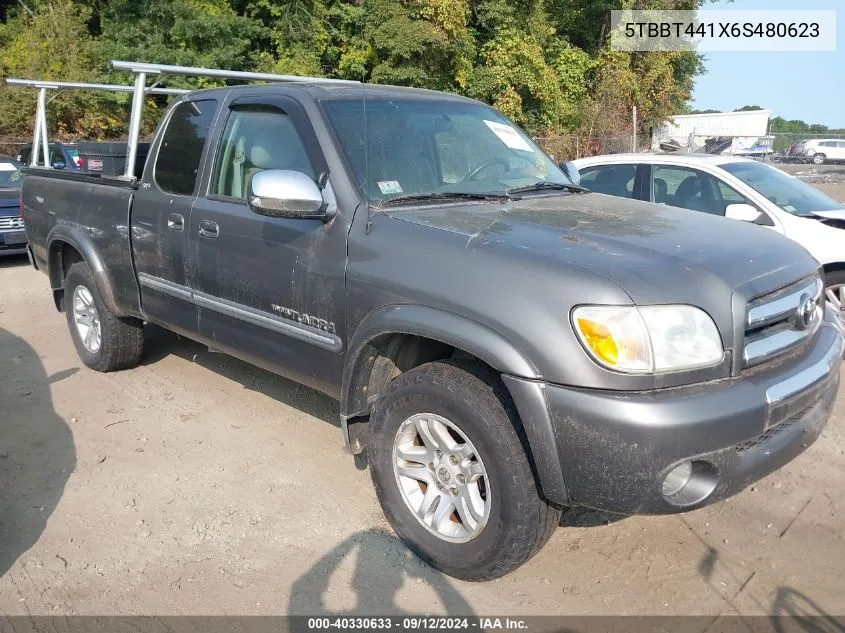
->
[559,161,580,186]
[52,160,66,170]
[247,170,329,221]
[725,203,762,223]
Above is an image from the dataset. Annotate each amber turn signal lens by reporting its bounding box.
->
[576,318,619,366]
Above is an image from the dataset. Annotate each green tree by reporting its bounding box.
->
[0,0,718,142]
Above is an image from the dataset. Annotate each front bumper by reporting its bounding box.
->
[542,318,843,515]
[0,229,27,256]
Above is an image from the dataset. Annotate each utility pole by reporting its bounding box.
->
[632,105,638,152]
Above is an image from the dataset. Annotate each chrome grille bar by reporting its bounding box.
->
[0,217,24,230]
[744,274,824,368]
[747,276,823,329]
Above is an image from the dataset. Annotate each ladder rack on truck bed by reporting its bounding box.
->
[5,78,189,170]
[7,61,360,178]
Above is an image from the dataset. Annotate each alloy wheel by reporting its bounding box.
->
[72,285,102,354]
[392,413,491,543]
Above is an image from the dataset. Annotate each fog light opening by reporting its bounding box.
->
[661,460,719,507]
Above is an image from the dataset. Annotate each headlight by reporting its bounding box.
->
[572,305,724,374]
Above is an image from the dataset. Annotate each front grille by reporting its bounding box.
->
[735,407,807,455]
[0,216,24,230]
[743,275,823,368]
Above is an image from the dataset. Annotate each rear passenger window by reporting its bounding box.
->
[155,99,217,196]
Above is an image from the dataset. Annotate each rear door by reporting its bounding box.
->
[131,97,219,337]
[190,93,348,396]
[648,164,739,216]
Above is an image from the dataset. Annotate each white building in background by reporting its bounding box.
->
[651,109,774,156]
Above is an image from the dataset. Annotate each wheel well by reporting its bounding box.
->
[49,241,84,311]
[345,335,560,504]
[345,334,484,447]
[822,262,845,276]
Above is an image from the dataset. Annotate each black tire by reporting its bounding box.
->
[64,261,144,372]
[368,361,562,581]
[813,153,826,165]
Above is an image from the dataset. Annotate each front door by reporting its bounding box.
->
[190,94,348,396]
[131,98,218,337]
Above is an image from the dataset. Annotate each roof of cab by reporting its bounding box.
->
[183,81,479,104]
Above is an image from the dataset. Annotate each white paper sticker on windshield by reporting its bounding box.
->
[483,120,534,152]
[378,180,403,195]
[0,163,17,172]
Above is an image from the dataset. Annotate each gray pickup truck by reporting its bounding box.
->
[22,80,844,581]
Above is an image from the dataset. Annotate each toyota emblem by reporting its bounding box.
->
[794,294,817,331]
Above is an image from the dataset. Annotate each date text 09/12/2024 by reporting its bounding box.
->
[306,618,528,630]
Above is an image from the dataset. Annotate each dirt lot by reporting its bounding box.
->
[2,189,845,618]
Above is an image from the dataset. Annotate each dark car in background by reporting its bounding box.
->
[0,156,26,255]
[16,143,82,170]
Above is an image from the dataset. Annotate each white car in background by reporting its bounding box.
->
[571,154,845,325]
[793,139,845,164]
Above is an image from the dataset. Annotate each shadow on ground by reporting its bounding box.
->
[288,530,474,618]
[772,587,845,633]
[559,506,627,527]
[0,254,29,269]
[140,324,338,428]
[0,327,76,577]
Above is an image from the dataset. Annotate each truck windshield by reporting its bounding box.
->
[322,98,573,205]
[722,161,845,216]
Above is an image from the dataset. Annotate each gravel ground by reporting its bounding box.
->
[2,185,845,619]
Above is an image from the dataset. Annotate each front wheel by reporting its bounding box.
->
[64,261,144,372]
[813,153,826,165]
[368,361,562,581]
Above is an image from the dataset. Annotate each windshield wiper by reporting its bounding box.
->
[507,181,588,195]
[376,192,510,208]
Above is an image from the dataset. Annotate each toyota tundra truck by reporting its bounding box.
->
[21,79,844,581]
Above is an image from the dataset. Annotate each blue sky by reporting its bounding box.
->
[691,0,843,127]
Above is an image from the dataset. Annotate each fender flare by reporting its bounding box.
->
[46,225,127,317]
[341,304,569,505]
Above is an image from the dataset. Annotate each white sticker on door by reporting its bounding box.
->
[483,120,534,152]
[378,180,403,194]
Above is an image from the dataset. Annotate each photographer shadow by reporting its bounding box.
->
[0,327,76,578]
[288,530,474,619]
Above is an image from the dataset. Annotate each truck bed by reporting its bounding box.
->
[22,168,143,316]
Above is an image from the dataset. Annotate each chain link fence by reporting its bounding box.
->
[534,132,845,165]
[533,135,637,161]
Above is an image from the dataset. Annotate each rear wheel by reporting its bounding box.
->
[825,270,845,329]
[368,361,562,581]
[813,153,826,165]
[64,261,144,372]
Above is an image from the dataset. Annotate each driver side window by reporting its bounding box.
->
[212,106,314,200]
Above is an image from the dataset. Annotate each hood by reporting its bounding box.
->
[811,209,845,222]
[0,189,20,217]
[387,192,818,308]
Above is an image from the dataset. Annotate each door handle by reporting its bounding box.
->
[198,220,219,239]
[167,213,184,232]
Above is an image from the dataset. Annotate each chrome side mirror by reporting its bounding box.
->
[725,203,762,223]
[559,161,580,186]
[247,169,329,220]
